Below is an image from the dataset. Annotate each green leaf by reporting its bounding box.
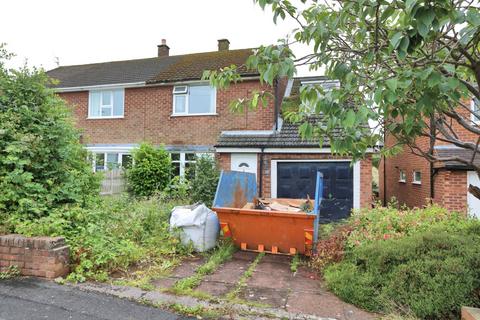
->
[344,109,356,128]
[385,78,398,92]
[390,32,403,49]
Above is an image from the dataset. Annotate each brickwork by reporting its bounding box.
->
[433,170,468,212]
[379,134,432,208]
[217,152,373,208]
[0,234,69,279]
[379,100,477,210]
[59,80,275,146]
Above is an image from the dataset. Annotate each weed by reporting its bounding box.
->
[226,252,264,300]
[172,241,235,293]
[0,265,20,280]
[290,254,300,273]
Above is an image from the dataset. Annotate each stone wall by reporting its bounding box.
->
[0,234,69,279]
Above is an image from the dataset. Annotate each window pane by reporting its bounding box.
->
[101,107,112,117]
[172,162,180,177]
[185,162,195,180]
[171,153,180,161]
[89,92,101,117]
[106,153,119,169]
[113,90,124,116]
[102,91,112,106]
[174,95,186,113]
[189,86,213,114]
[121,154,132,169]
[185,153,196,161]
[95,153,105,171]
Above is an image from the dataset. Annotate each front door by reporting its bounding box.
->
[231,153,257,177]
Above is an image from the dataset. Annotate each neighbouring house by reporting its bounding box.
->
[47,40,373,220]
[379,98,480,218]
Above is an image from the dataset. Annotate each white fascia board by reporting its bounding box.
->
[55,82,146,92]
[221,130,274,136]
[215,148,263,153]
[86,145,137,153]
[284,79,294,97]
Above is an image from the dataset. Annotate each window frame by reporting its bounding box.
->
[471,98,480,124]
[399,170,406,183]
[412,170,422,185]
[172,84,217,116]
[92,152,131,172]
[88,89,125,119]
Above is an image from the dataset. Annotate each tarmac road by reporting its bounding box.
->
[0,277,192,320]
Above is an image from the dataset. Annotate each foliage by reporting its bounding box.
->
[290,254,300,273]
[162,176,191,202]
[310,224,353,271]
[204,0,480,195]
[126,143,172,197]
[189,155,220,207]
[346,203,471,248]
[0,265,20,280]
[13,195,191,282]
[324,225,480,319]
[171,241,235,293]
[0,46,99,219]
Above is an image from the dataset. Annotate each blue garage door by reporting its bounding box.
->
[276,161,353,222]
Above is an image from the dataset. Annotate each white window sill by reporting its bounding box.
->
[87,116,124,120]
[412,181,422,185]
[170,113,218,117]
[398,180,406,183]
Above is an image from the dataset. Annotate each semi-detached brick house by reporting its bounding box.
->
[47,39,373,222]
[379,98,480,218]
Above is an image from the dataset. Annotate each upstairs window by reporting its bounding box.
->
[89,89,124,118]
[173,85,216,115]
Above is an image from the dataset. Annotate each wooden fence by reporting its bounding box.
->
[100,169,125,195]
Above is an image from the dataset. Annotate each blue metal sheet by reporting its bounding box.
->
[213,171,257,208]
[313,171,324,248]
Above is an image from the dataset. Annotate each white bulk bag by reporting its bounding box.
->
[170,203,220,252]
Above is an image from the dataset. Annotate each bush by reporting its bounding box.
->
[0,46,100,220]
[14,195,191,282]
[324,225,480,319]
[189,155,220,207]
[346,203,469,248]
[126,143,171,197]
[310,224,352,271]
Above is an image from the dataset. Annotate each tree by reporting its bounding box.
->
[126,142,172,197]
[0,44,100,219]
[190,155,220,207]
[204,0,480,198]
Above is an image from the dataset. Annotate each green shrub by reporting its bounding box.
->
[0,46,100,220]
[14,195,191,282]
[347,203,469,248]
[189,155,220,207]
[162,176,191,201]
[324,225,480,319]
[126,143,172,197]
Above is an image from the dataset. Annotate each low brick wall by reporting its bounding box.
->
[0,234,69,279]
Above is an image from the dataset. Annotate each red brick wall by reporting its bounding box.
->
[59,80,275,146]
[0,235,69,279]
[379,134,432,208]
[433,170,468,212]
[217,152,373,208]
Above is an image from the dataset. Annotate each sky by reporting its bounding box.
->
[1,0,316,75]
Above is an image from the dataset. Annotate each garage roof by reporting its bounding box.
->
[435,146,480,170]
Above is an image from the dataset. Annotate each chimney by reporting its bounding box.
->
[218,39,230,51]
[157,39,169,57]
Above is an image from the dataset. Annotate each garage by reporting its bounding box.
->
[275,161,354,222]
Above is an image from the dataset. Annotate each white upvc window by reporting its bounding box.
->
[399,170,406,183]
[412,170,422,185]
[89,89,124,118]
[92,152,132,172]
[471,98,480,123]
[172,84,216,116]
[171,152,199,178]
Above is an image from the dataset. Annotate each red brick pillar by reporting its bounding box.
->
[0,234,69,279]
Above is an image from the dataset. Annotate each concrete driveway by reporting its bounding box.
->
[0,277,191,320]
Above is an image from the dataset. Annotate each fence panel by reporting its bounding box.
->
[100,169,125,195]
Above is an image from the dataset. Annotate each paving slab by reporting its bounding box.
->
[241,286,289,308]
[196,251,256,296]
[246,258,292,290]
[151,256,205,290]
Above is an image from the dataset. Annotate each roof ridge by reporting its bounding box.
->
[48,48,255,72]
